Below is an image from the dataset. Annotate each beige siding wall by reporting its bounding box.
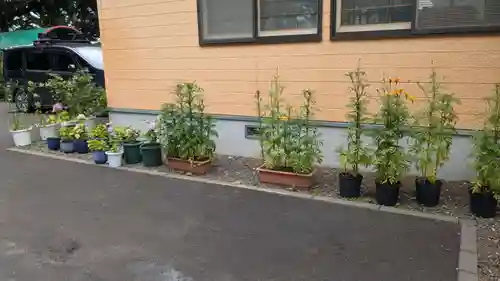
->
[98,0,500,129]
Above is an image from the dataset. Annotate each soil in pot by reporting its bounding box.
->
[167,157,212,175]
[47,137,61,151]
[123,141,142,164]
[338,172,363,198]
[256,165,314,190]
[140,143,162,167]
[415,177,442,207]
[469,188,497,218]
[92,151,107,165]
[73,140,89,154]
[375,181,401,206]
[60,140,74,153]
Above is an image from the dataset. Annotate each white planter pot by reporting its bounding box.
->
[11,127,32,147]
[61,121,77,127]
[106,151,123,168]
[84,117,97,131]
[39,124,59,141]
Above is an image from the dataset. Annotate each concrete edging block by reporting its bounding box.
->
[457,219,478,281]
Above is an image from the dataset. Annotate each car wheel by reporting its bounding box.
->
[15,90,31,113]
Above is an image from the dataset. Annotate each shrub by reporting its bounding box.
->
[471,84,500,200]
[71,124,88,140]
[59,126,74,141]
[256,74,323,174]
[370,78,413,184]
[337,65,372,175]
[90,124,109,139]
[88,139,109,152]
[157,82,218,161]
[409,70,460,183]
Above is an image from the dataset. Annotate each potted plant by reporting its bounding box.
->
[470,84,500,218]
[139,120,163,167]
[59,126,75,153]
[106,133,124,168]
[5,85,32,147]
[38,113,59,141]
[409,70,460,207]
[88,139,109,164]
[122,127,142,164]
[336,66,372,198]
[255,74,323,189]
[370,78,412,206]
[156,83,217,174]
[71,123,89,154]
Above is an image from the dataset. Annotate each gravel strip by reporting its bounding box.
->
[19,143,500,281]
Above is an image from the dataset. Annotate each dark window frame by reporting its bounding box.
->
[197,0,323,46]
[330,0,500,40]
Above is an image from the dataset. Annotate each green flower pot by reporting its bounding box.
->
[140,142,162,167]
[123,141,142,164]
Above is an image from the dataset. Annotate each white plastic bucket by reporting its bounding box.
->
[11,127,32,147]
[106,151,123,168]
[39,124,59,141]
[84,117,97,131]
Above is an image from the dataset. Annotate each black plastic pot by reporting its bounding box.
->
[375,181,400,206]
[415,177,442,207]
[338,172,363,198]
[140,142,162,167]
[469,188,497,218]
[123,141,142,164]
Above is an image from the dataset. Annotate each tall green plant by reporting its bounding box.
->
[337,65,371,175]
[257,74,323,174]
[471,84,500,200]
[371,78,412,184]
[410,70,460,183]
[157,82,218,161]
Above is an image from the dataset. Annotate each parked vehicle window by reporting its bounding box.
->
[52,52,75,71]
[5,50,22,71]
[197,0,322,44]
[26,52,51,71]
[74,46,103,69]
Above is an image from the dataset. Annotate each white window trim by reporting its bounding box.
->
[335,0,411,33]
[257,0,320,37]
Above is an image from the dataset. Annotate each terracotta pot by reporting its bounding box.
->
[166,157,212,175]
[256,165,314,190]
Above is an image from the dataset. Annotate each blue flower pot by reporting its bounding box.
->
[73,140,89,154]
[60,140,74,153]
[47,137,61,151]
[92,151,107,164]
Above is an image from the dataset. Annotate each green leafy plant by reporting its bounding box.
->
[471,84,500,201]
[157,82,218,161]
[123,127,141,143]
[59,126,74,141]
[256,74,323,174]
[409,70,460,183]
[107,134,122,153]
[41,70,107,118]
[112,126,128,142]
[370,78,412,184]
[90,124,109,139]
[57,110,71,123]
[337,65,372,175]
[88,139,109,152]
[70,124,88,140]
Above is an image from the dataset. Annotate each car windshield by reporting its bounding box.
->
[74,46,104,69]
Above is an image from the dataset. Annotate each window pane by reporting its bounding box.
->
[26,52,50,71]
[341,0,413,25]
[416,0,500,30]
[200,0,253,40]
[260,0,319,35]
[5,50,22,71]
[51,53,75,71]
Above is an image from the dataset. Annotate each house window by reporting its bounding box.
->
[332,0,500,38]
[335,0,413,33]
[198,0,322,44]
[415,0,500,32]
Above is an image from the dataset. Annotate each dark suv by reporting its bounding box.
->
[2,38,104,112]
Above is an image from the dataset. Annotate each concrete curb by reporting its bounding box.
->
[458,219,479,281]
[7,147,479,281]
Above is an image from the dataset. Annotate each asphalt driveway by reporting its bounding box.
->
[0,103,460,281]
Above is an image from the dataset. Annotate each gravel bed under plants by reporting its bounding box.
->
[18,143,500,281]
